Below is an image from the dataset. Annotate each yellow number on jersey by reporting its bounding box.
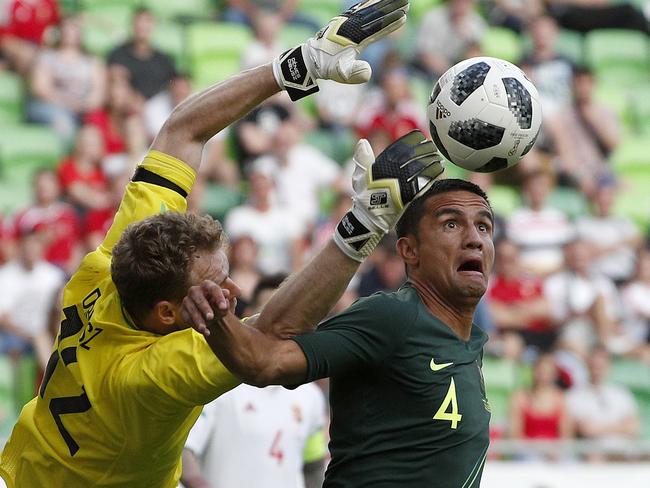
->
[433,377,462,429]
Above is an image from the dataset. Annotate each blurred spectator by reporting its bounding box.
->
[233,96,291,167]
[619,249,650,361]
[507,170,574,275]
[356,66,424,142]
[83,172,129,251]
[271,118,341,227]
[414,0,486,78]
[56,124,110,211]
[356,235,405,297]
[545,0,650,35]
[27,15,106,148]
[547,66,620,193]
[145,72,193,140]
[520,16,574,119]
[544,239,620,358]
[567,346,641,461]
[487,239,555,352]
[11,169,81,274]
[483,0,543,33]
[311,191,351,254]
[181,273,327,488]
[0,228,64,369]
[85,71,147,176]
[224,158,304,275]
[240,10,284,70]
[228,235,261,316]
[107,7,176,104]
[576,178,641,285]
[0,0,60,75]
[223,0,320,31]
[509,354,572,453]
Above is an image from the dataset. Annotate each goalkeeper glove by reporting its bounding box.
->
[334,130,444,262]
[272,0,409,101]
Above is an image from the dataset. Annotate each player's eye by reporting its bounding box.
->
[444,221,457,229]
[477,223,488,232]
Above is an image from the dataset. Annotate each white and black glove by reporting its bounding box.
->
[272,0,409,101]
[334,130,444,262]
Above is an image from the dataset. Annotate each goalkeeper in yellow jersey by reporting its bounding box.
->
[0,1,444,487]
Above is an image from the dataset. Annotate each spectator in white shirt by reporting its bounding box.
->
[181,274,327,488]
[619,249,650,360]
[567,346,640,461]
[0,228,65,368]
[507,170,575,275]
[224,157,304,275]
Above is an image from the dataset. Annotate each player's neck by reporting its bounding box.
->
[408,279,476,342]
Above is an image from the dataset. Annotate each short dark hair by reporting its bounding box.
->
[395,178,491,239]
[111,212,226,320]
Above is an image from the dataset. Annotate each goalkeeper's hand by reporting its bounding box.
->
[334,130,444,262]
[272,0,409,101]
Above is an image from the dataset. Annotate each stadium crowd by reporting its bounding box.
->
[0,0,650,471]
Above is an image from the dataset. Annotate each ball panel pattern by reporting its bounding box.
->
[475,157,508,173]
[450,62,491,106]
[448,118,505,150]
[502,77,532,129]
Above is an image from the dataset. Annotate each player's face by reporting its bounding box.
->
[412,191,494,302]
[190,249,241,316]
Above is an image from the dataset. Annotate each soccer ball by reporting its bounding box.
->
[427,56,542,173]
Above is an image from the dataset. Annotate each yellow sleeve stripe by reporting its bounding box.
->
[139,150,196,196]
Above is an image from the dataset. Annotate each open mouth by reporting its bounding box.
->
[457,259,483,274]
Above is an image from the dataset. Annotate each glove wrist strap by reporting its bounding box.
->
[272,45,320,101]
[333,210,385,262]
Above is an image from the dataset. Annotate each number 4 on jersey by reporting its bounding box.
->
[433,378,462,429]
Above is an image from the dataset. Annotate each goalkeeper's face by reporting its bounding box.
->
[160,249,241,335]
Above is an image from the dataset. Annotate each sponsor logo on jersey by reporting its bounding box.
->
[430,358,454,371]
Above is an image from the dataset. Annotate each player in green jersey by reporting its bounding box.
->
[187,177,495,487]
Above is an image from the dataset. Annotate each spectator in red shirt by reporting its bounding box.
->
[56,123,110,211]
[12,168,81,274]
[488,239,556,352]
[83,172,129,251]
[509,353,573,459]
[0,0,60,75]
[84,71,147,176]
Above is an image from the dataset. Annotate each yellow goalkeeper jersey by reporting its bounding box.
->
[0,151,240,488]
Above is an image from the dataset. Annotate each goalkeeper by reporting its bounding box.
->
[0,1,443,487]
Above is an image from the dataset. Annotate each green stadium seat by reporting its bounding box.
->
[612,169,650,232]
[586,29,649,73]
[13,355,37,414]
[191,55,242,89]
[481,27,523,64]
[82,5,131,56]
[298,0,342,25]
[305,129,355,165]
[611,137,650,171]
[0,124,65,172]
[634,391,650,439]
[152,20,187,67]
[608,358,650,393]
[547,187,590,220]
[188,21,252,59]
[148,0,214,21]
[199,182,243,221]
[0,72,24,123]
[0,355,16,439]
[279,25,317,50]
[487,185,520,217]
[409,0,443,23]
[555,29,585,64]
[594,80,634,132]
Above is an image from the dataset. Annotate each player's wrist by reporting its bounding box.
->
[272,44,320,101]
[333,208,386,262]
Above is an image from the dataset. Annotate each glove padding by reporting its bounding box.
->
[273,0,409,100]
[335,130,444,262]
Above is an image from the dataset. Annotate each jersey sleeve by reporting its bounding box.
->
[63,151,196,305]
[119,328,241,412]
[292,293,411,383]
[184,402,218,456]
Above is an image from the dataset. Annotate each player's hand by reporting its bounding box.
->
[334,130,443,262]
[272,0,409,100]
[181,280,233,338]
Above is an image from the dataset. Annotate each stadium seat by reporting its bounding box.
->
[0,124,65,172]
[297,0,342,25]
[0,72,24,123]
[82,5,131,56]
[279,25,317,50]
[612,169,650,232]
[487,185,520,217]
[152,20,187,67]
[188,21,252,59]
[200,183,243,222]
[608,358,650,393]
[586,30,650,87]
[148,0,214,21]
[191,55,242,89]
[481,27,523,64]
[611,137,650,171]
[0,355,16,439]
[409,0,443,23]
[547,187,590,220]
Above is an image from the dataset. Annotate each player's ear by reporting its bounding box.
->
[397,235,419,267]
[154,301,178,326]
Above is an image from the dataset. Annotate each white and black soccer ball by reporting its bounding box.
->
[427,56,542,173]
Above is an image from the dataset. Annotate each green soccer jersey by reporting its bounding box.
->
[293,284,490,488]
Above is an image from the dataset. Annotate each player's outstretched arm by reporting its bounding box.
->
[184,131,443,386]
[152,0,409,172]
